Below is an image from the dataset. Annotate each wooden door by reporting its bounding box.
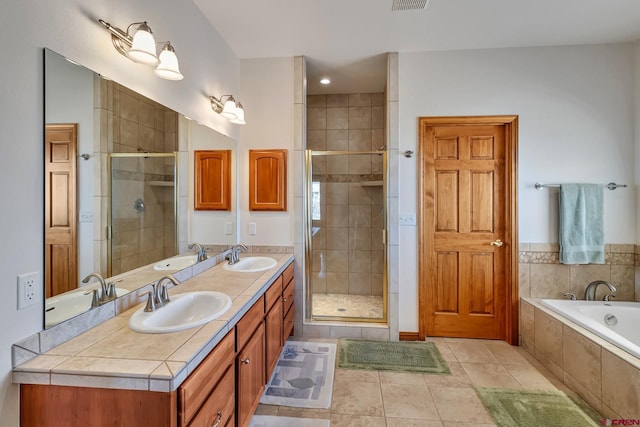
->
[249,149,287,211]
[418,116,518,343]
[44,124,78,298]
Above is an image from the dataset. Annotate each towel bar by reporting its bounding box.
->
[535,182,627,191]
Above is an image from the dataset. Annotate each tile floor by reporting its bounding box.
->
[255,337,595,426]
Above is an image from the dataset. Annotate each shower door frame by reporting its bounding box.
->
[107,152,178,276]
[305,149,388,324]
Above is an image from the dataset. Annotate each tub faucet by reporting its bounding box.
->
[584,280,616,301]
[188,242,207,262]
[82,273,109,303]
[226,244,248,265]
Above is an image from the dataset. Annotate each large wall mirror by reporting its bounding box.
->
[44,48,237,329]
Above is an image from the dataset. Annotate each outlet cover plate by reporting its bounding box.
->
[17,272,39,310]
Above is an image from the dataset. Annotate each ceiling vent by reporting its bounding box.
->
[392,0,430,11]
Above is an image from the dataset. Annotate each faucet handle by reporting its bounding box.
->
[603,293,616,302]
[141,290,156,312]
[84,289,101,308]
[563,292,577,301]
[158,284,171,305]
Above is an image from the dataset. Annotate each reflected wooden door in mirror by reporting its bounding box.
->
[44,124,78,298]
[194,150,232,210]
[249,149,287,211]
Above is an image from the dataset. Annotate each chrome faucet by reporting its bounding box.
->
[226,244,248,265]
[584,280,617,301]
[156,275,179,306]
[81,273,117,303]
[188,242,208,262]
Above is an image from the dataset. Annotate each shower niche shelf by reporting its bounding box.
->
[148,181,175,187]
[360,180,383,187]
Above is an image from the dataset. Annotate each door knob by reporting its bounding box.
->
[490,239,503,247]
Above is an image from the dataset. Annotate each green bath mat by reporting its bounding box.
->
[475,388,601,427]
[337,339,450,374]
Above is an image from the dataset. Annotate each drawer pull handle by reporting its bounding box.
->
[283,298,288,302]
[211,411,222,427]
[241,358,251,365]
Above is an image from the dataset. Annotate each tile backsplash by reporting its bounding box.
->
[519,243,637,301]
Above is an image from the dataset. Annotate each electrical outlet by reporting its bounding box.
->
[17,272,39,310]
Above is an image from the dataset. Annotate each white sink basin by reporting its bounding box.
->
[45,287,128,328]
[129,291,232,333]
[153,255,198,271]
[223,256,277,273]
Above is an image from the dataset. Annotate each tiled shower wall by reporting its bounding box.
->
[96,80,178,276]
[307,93,385,297]
[519,243,638,301]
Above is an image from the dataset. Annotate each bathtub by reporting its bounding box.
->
[540,299,640,359]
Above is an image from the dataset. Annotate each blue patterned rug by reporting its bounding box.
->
[260,341,336,409]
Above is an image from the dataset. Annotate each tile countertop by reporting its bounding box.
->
[13,253,294,393]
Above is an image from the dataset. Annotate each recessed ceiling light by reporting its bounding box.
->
[320,78,330,85]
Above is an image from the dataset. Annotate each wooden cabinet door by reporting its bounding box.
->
[194,150,231,210]
[265,296,283,382]
[249,149,287,211]
[236,323,265,427]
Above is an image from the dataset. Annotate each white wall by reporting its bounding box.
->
[0,1,239,425]
[398,44,636,331]
[188,121,237,246]
[238,57,295,245]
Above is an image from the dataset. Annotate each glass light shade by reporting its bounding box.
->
[220,98,238,119]
[127,25,159,65]
[154,45,183,80]
[230,104,246,125]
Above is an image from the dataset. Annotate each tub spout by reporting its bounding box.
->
[584,280,616,301]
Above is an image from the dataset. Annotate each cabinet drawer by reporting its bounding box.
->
[187,364,235,427]
[179,331,234,426]
[283,304,294,342]
[236,296,265,351]
[282,279,294,317]
[264,276,282,311]
[282,262,294,289]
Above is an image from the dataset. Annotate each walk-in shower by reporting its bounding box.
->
[305,150,387,322]
[108,153,177,276]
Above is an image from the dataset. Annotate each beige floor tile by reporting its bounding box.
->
[379,370,426,385]
[381,383,440,420]
[334,369,379,383]
[330,414,386,427]
[429,386,495,424]
[461,363,522,388]
[503,364,557,390]
[422,362,473,387]
[433,342,458,362]
[386,418,444,426]
[331,380,384,416]
[483,341,528,365]
[447,342,499,363]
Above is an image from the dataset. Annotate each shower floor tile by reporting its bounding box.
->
[312,293,383,319]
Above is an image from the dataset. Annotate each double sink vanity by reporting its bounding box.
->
[15,252,295,427]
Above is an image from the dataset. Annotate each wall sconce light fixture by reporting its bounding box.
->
[98,19,183,81]
[210,95,246,125]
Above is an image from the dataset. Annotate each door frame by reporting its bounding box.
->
[418,115,519,344]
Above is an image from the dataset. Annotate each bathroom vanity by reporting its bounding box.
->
[16,255,295,427]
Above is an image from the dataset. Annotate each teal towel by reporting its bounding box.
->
[559,184,604,264]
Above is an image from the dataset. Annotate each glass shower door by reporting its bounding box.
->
[306,150,387,322]
[108,153,177,276]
